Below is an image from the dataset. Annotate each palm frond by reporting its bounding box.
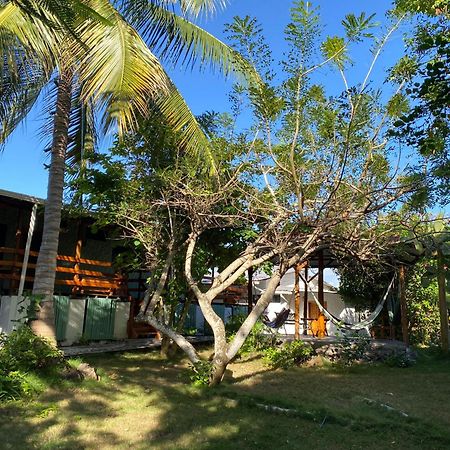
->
[0,2,61,71]
[129,3,253,78]
[122,0,228,20]
[154,80,217,173]
[66,82,97,168]
[73,0,170,135]
[11,0,111,34]
[0,7,54,144]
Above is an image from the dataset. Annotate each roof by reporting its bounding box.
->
[0,188,45,206]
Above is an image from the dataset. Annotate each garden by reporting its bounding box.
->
[0,0,449,448]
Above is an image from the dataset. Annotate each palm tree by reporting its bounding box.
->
[0,0,249,308]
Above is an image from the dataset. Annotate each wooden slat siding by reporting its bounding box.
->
[0,261,113,278]
[0,273,34,282]
[0,245,126,297]
[56,278,120,288]
[56,255,112,267]
[55,266,111,277]
[0,247,39,257]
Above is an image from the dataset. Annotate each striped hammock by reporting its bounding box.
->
[306,276,395,331]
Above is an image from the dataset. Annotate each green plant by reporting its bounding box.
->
[0,326,64,373]
[226,314,247,336]
[334,333,371,366]
[227,316,274,355]
[263,340,314,369]
[189,360,214,386]
[384,350,415,368]
[0,372,24,401]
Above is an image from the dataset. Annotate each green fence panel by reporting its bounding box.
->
[232,305,248,317]
[174,303,197,332]
[53,296,70,341]
[83,297,116,340]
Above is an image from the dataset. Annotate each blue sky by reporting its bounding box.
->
[0,0,401,200]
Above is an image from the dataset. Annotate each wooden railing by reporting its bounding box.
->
[0,246,128,298]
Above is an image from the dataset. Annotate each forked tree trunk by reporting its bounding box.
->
[31,68,73,340]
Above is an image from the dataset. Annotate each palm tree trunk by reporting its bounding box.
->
[31,68,73,340]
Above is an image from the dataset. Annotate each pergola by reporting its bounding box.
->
[246,247,411,345]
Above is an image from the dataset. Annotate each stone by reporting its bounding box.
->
[77,363,100,380]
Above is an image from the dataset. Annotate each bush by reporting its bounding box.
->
[0,326,63,372]
[227,314,274,355]
[0,326,64,401]
[189,360,214,386]
[335,333,371,366]
[384,350,415,368]
[263,340,314,369]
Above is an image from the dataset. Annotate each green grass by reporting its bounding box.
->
[0,348,449,449]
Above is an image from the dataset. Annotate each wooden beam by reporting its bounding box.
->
[11,207,25,292]
[437,249,449,353]
[294,263,301,339]
[317,250,326,338]
[303,264,308,335]
[318,250,324,306]
[247,267,253,315]
[73,221,84,289]
[56,254,112,267]
[399,265,409,347]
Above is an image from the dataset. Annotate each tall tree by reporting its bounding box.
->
[392,0,449,205]
[0,0,249,304]
[94,1,418,385]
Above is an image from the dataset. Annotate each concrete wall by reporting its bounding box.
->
[114,301,130,340]
[0,296,30,334]
[61,298,86,346]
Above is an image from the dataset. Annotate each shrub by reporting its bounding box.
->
[0,326,65,402]
[332,333,371,366]
[263,340,314,369]
[384,350,415,368]
[189,360,214,386]
[227,314,274,355]
[0,326,63,373]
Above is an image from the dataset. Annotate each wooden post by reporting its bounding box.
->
[318,250,324,307]
[247,267,253,315]
[437,249,449,353]
[294,263,301,339]
[317,250,326,338]
[399,265,409,347]
[11,208,25,292]
[303,264,308,335]
[73,221,84,294]
[18,204,38,297]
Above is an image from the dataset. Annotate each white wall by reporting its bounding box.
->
[0,296,29,334]
[114,301,130,340]
[264,291,350,336]
[60,298,86,346]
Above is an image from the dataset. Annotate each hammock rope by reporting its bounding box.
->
[306,276,396,331]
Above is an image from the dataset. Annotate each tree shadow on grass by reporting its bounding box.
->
[1,349,450,449]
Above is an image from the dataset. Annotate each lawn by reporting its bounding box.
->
[0,348,449,449]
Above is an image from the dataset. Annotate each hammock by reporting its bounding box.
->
[262,308,291,329]
[306,276,395,331]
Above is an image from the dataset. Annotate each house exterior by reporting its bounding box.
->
[0,188,146,343]
[253,268,356,336]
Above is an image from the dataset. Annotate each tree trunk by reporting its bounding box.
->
[437,249,449,353]
[210,357,228,386]
[31,68,73,340]
[226,270,283,361]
